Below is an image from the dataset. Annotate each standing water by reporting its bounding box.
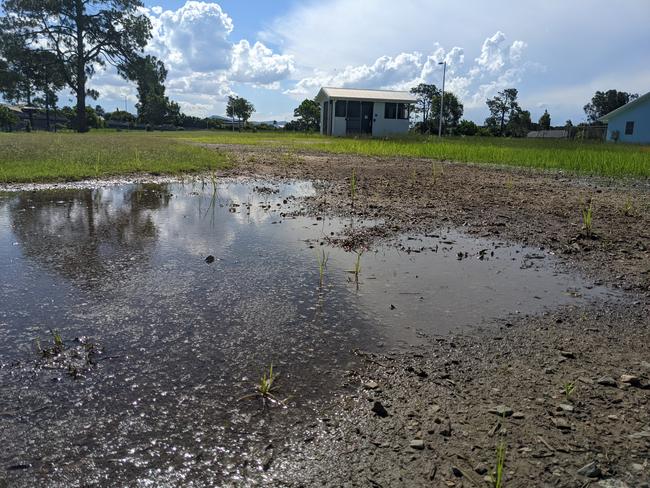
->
[0,179,613,486]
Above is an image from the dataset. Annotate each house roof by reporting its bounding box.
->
[315,87,417,103]
[598,91,650,123]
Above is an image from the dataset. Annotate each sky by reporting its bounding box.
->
[83,0,650,124]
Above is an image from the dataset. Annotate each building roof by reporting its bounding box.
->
[315,87,418,103]
[598,91,650,123]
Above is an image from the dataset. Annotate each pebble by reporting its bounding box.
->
[577,461,601,478]
[410,439,425,450]
[558,403,574,412]
[596,480,629,488]
[620,374,640,385]
[488,405,513,417]
[363,380,379,390]
[552,417,571,430]
[371,401,388,418]
[596,376,617,387]
[512,412,525,419]
[631,463,644,472]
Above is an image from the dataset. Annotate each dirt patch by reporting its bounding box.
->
[207,143,650,487]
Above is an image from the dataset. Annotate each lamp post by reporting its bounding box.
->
[438,61,446,138]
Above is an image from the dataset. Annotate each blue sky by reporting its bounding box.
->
[86,0,650,124]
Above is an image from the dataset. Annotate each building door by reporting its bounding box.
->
[346,101,361,135]
[322,101,328,135]
[361,102,373,134]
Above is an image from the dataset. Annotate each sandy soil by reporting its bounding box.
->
[212,143,650,488]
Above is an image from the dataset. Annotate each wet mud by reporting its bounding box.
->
[1,145,649,487]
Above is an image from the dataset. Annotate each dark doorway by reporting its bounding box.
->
[346,101,361,135]
[322,101,328,135]
[361,102,373,135]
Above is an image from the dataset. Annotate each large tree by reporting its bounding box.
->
[583,89,639,123]
[1,0,152,132]
[538,109,551,130]
[410,83,463,134]
[118,55,180,126]
[485,88,521,136]
[293,99,320,132]
[226,96,255,129]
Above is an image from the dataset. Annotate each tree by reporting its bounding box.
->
[583,90,638,123]
[1,0,152,132]
[226,96,255,129]
[455,119,478,136]
[293,99,320,132]
[410,83,464,134]
[0,104,18,130]
[507,109,531,137]
[538,109,551,130]
[118,55,180,126]
[0,33,66,130]
[485,88,521,136]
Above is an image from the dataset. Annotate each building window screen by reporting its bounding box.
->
[625,121,634,135]
[397,103,409,120]
[335,101,347,117]
[384,103,397,119]
[347,101,361,118]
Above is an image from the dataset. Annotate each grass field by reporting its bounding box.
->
[179,131,650,179]
[0,131,230,183]
[1,130,648,183]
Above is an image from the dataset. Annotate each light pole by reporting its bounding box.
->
[438,61,446,138]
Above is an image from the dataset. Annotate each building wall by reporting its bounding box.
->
[606,100,650,143]
[371,102,410,137]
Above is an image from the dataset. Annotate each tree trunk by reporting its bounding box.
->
[74,0,88,133]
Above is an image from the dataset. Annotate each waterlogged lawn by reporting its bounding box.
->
[180,131,650,179]
[0,131,230,183]
[1,130,648,183]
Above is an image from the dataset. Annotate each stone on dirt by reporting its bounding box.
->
[577,461,601,478]
[488,405,513,417]
[596,376,618,387]
[410,439,425,450]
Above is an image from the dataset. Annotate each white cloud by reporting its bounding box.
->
[229,40,294,86]
[285,31,533,109]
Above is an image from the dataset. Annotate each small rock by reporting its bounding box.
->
[205,255,215,264]
[363,380,379,390]
[552,417,571,430]
[430,404,441,413]
[558,403,574,412]
[577,461,601,478]
[371,401,388,418]
[631,463,644,472]
[620,374,640,386]
[596,480,629,488]
[512,412,525,419]
[410,439,425,450]
[474,463,488,475]
[560,351,575,359]
[488,405,513,417]
[596,376,617,387]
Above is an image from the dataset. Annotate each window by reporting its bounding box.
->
[347,101,360,118]
[397,103,410,120]
[625,121,634,135]
[335,100,346,117]
[384,103,397,119]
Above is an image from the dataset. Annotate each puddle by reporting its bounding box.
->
[0,179,614,486]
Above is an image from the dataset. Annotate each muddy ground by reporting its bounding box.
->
[210,144,650,488]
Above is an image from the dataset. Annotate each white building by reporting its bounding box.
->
[598,91,650,144]
[315,87,417,137]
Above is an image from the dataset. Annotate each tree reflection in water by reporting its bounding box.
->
[9,184,171,287]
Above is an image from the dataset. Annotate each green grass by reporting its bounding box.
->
[180,131,650,178]
[0,131,230,183]
[1,130,648,183]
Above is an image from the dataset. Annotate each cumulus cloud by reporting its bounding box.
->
[285,31,533,109]
[230,40,294,86]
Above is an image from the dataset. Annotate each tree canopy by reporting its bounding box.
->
[538,109,551,130]
[583,90,639,123]
[410,83,463,134]
[292,99,320,132]
[226,96,255,129]
[485,88,522,136]
[1,0,152,132]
